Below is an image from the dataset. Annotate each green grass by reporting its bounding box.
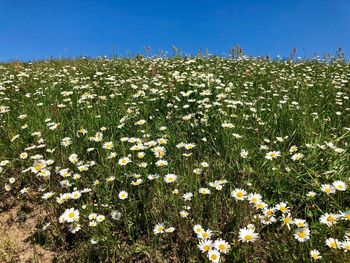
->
[0,56,349,262]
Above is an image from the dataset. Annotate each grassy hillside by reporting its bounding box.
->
[0,56,349,262]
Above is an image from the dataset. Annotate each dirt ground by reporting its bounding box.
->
[0,203,55,263]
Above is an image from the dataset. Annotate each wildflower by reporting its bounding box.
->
[198,239,213,253]
[240,149,248,158]
[255,201,268,210]
[275,202,289,213]
[193,168,203,174]
[164,174,177,183]
[198,229,213,239]
[8,177,15,184]
[59,208,79,223]
[153,146,166,158]
[341,240,350,251]
[69,223,81,234]
[294,228,310,242]
[69,154,79,164]
[208,249,220,263]
[42,192,55,200]
[183,192,193,201]
[333,180,347,191]
[214,239,230,254]
[118,157,131,166]
[326,238,340,249]
[222,122,234,128]
[248,193,262,204]
[198,188,211,195]
[20,152,28,159]
[155,159,168,167]
[89,213,97,220]
[193,224,203,235]
[184,143,196,150]
[321,184,336,195]
[306,191,317,197]
[265,151,281,160]
[238,227,259,242]
[180,210,189,218]
[96,215,105,223]
[310,249,322,260]
[294,219,308,228]
[61,137,72,147]
[118,191,128,200]
[109,150,120,160]
[319,213,339,227]
[165,227,175,233]
[281,214,293,229]
[231,188,247,201]
[289,145,298,153]
[200,162,209,167]
[153,223,165,235]
[291,153,304,161]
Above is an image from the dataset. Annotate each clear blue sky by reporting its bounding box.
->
[0,0,349,61]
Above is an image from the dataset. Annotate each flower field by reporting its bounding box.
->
[0,56,349,262]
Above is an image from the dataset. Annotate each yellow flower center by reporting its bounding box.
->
[284,218,291,224]
[327,215,335,222]
[297,232,305,238]
[68,212,75,218]
[219,244,226,250]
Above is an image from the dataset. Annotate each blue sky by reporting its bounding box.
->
[0,0,349,61]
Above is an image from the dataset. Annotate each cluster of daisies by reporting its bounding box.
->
[0,56,349,262]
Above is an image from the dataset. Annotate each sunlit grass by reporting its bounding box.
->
[0,56,349,262]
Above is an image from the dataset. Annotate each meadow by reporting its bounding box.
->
[0,55,349,262]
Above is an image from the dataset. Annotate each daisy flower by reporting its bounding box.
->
[319,213,339,227]
[208,249,220,263]
[326,238,340,249]
[118,157,131,166]
[164,174,177,183]
[265,151,281,160]
[193,224,203,235]
[333,180,347,191]
[118,191,128,200]
[214,239,230,254]
[238,227,259,242]
[198,229,213,239]
[59,208,80,223]
[291,153,304,161]
[231,188,247,201]
[310,249,322,260]
[198,239,212,253]
[153,223,165,235]
[294,228,310,242]
[321,184,336,195]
